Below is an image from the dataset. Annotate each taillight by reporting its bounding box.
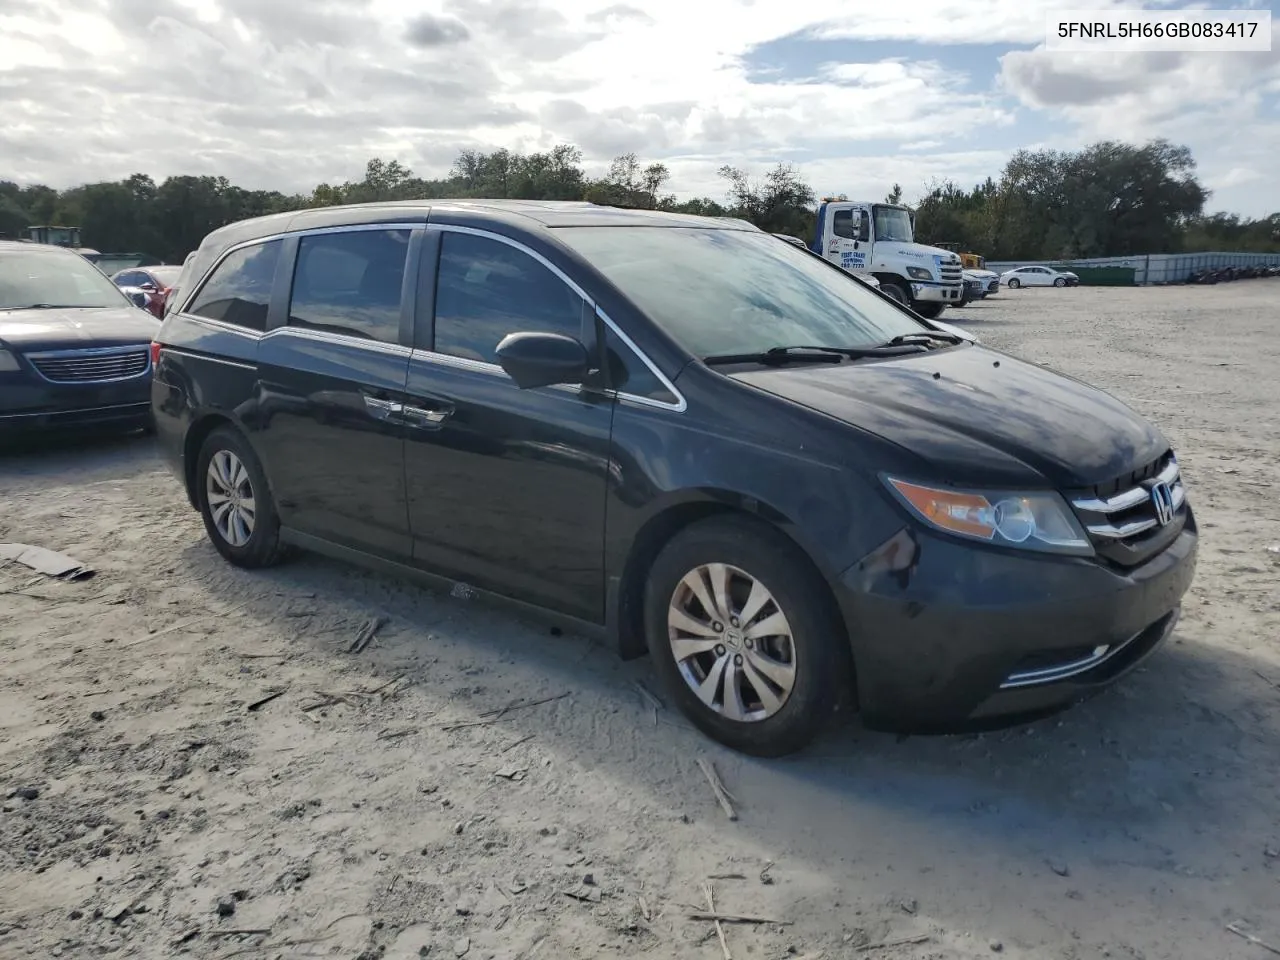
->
[150,341,162,367]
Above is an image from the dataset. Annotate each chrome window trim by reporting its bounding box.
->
[429,224,687,413]
[175,222,424,318]
[172,313,262,341]
[172,219,688,414]
[262,325,413,358]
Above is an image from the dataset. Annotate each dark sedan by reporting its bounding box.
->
[151,201,1196,757]
[1,241,159,435]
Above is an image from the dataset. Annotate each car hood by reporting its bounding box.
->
[0,306,160,352]
[964,269,998,280]
[729,344,1167,488]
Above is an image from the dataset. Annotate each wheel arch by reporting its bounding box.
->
[607,490,856,699]
[181,411,260,509]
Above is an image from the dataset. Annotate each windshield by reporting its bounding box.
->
[872,206,914,243]
[553,226,930,358]
[0,248,131,309]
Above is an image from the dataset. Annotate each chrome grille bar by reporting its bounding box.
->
[26,346,151,384]
[1071,459,1180,514]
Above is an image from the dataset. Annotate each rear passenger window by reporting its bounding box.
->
[434,232,583,364]
[603,327,677,404]
[289,229,411,344]
[187,240,282,332]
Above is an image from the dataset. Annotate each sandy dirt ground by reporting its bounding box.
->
[2,280,1278,960]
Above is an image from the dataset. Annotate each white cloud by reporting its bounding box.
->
[0,0,1276,217]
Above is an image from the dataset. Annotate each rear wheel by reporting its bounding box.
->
[643,516,848,757]
[196,426,289,568]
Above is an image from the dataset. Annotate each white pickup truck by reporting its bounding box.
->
[807,200,964,318]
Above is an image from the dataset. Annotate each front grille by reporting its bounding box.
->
[939,258,963,283]
[965,279,983,294]
[1067,451,1186,567]
[27,347,151,384]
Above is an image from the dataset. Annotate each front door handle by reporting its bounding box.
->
[363,396,404,419]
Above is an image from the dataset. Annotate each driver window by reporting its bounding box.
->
[832,210,855,240]
[857,211,870,242]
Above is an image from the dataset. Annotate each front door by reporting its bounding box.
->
[256,226,419,557]
[825,205,871,274]
[402,227,613,621]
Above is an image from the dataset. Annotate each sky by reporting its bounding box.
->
[1,0,1278,217]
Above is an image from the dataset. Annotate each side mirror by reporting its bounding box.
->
[495,331,589,390]
[139,283,157,293]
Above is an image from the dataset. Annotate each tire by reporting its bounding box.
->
[879,281,910,307]
[913,301,944,319]
[643,516,849,757]
[1007,277,1020,289]
[1053,277,1066,287]
[196,425,289,569]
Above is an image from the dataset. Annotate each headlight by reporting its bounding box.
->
[906,267,933,281]
[0,348,20,372]
[883,477,1093,555]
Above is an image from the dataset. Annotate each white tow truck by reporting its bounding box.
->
[808,199,964,318]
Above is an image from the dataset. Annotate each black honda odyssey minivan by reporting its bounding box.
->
[151,200,1196,756]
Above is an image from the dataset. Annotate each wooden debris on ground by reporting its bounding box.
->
[633,681,663,724]
[348,615,387,654]
[856,933,931,952]
[697,758,738,821]
[688,911,791,926]
[1226,922,1280,956]
[703,880,731,960]
[125,602,249,648]
[246,688,288,712]
[441,692,570,732]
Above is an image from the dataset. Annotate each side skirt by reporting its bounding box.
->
[278,527,610,645]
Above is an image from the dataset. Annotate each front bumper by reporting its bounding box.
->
[910,281,964,304]
[1,376,153,434]
[835,512,1198,731]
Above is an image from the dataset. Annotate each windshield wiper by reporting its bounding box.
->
[3,303,86,310]
[880,330,962,348]
[704,345,847,366]
[703,343,931,366]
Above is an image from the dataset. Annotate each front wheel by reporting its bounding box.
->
[643,517,849,757]
[913,301,945,319]
[196,426,289,568]
[879,281,910,307]
[1053,277,1066,287]
[1007,277,1021,289]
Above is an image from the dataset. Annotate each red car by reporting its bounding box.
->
[111,265,184,318]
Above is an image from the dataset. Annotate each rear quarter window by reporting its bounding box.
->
[186,240,282,331]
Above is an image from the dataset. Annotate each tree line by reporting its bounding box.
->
[1,139,1276,265]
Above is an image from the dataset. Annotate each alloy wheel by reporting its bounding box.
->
[667,563,797,722]
[206,449,256,547]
